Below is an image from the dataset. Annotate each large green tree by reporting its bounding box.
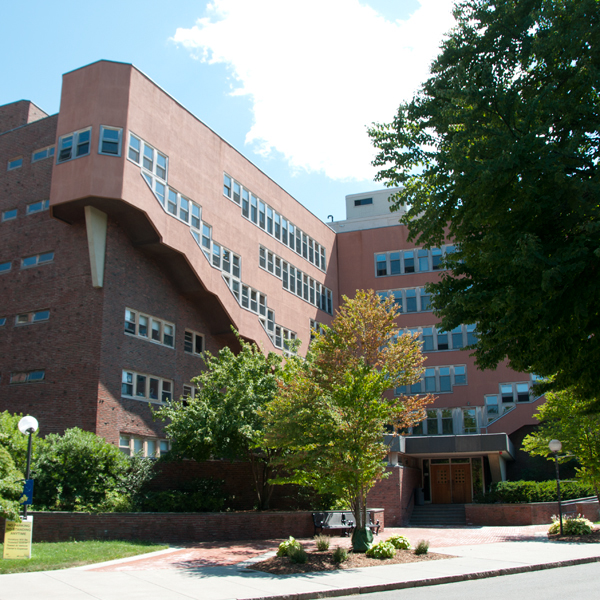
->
[265,290,431,551]
[155,334,282,510]
[523,388,600,503]
[369,0,600,402]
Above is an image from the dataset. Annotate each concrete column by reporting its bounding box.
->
[84,206,108,288]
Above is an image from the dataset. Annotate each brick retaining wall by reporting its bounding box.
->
[466,500,599,526]
[1,509,385,544]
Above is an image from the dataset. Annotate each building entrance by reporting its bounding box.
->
[430,459,474,504]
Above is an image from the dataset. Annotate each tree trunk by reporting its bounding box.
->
[350,488,373,552]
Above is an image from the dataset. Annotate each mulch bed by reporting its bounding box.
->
[548,527,600,544]
[248,549,449,575]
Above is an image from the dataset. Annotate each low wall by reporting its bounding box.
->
[1,509,384,544]
[367,466,421,526]
[466,500,599,526]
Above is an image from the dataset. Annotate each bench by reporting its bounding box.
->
[312,511,381,537]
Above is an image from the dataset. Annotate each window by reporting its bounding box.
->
[119,435,169,457]
[123,309,174,348]
[395,364,467,394]
[2,209,17,222]
[375,245,454,277]
[0,317,6,327]
[98,126,122,156]
[485,395,499,422]
[26,200,49,214]
[21,252,54,268]
[463,409,478,434]
[184,330,204,356]
[57,127,91,162]
[0,261,11,274]
[378,287,433,314]
[32,146,55,162]
[121,370,172,403]
[127,132,168,182]
[10,370,45,384]
[223,174,232,198]
[8,156,23,170]
[398,324,474,352]
[15,310,49,325]
[354,197,373,206]
[411,408,455,436]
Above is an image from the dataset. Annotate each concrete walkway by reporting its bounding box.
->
[2,526,599,600]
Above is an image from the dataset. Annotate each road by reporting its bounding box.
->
[335,562,600,600]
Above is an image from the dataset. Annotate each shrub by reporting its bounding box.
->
[288,544,308,564]
[549,515,593,535]
[314,534,330,551]
[414,540,430,555]
[0,446,24,521]
[277,536,302,557]
[365,541,396,559]
[136,478,226,512]
[474,480,595,504]
[333,546,349,563]
[387,535,411,550]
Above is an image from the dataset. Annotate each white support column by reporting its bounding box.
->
[84,205,108,288]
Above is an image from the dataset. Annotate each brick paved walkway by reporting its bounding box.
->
[90,525,550,572]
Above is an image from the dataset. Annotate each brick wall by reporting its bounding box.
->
[367,466,421,526]
[466,500,599,526]
[0,509,384,544]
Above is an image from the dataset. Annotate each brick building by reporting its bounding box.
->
[0,61,545,511]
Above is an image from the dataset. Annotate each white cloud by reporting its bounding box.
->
[172,0,455,181]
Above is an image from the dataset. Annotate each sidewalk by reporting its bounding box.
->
[1,526,599,600]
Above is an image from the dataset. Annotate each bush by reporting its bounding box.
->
[277,536,302,557]
[474,480,595,504]
[333,546,349,563]
[365,541,396,559]
[387,535,411,550]
[414,540,430,555]
[136,478,226,512]
[314,534,330,551]
[288,544,308,564]
[0,446,24,521]
[549,515,594,535]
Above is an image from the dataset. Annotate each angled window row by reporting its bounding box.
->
[259,246,333,315]
[224,173,327,271]
[258,311,297,354]
[128,132,167,181]
[119,434,169,457]
[121,369,173,404]
[402,324,477,352]
[395,364,467,395]
[485,381,533,423]
[124,308,175,348]
[0,251,54,274]
[375,245,455,277]
[10,370,45,384]
[410,406,482,436]
[377,287,431,313]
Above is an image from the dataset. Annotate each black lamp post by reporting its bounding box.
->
[18,415,38,520]
[548,439,563,535]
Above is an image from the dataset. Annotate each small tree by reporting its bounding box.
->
[0,446,24,521]
[523,388,600,503]
[155,333,282,510]
[266,290,432,550]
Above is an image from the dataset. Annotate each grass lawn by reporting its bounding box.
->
[0,540,169,574]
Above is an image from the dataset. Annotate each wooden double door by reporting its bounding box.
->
[430,462,472,504]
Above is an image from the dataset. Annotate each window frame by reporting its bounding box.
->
[98,126,123,156]
[184,329,204,356]
[2,208,17,222]
[57,127,92,163]
[121,369,173,404]
[10,370,45,384]
[32,145,55,163]
[123,308,175,349]
[7,156,23,171]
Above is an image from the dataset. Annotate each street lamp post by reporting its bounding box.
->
[548,439,563,535]
[18,416,39,520]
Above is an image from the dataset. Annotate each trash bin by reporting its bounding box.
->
[415,487,425,506]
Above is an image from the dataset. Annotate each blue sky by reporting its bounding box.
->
[1,0,455,222]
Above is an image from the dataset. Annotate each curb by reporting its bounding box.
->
[243,555,600,600]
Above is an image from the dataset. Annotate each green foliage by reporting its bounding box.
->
[137,478,226,512]
[549,515,593,536]
[0,411,44,473]
[365,541,396,559]
[155,331,282,509]
[369,0,600,401]
[474,480,595,504]
[414,540,430,555]
[0,446,24,521]
[287,544,308,564]
[32,428,151,512]
[266,290,432,546]
[277,536,302,557]
[387,535,411,550]
[314,534,330,551]
[333,546,348,563]
[523,389,600,499]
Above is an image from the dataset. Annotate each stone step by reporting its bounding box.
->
[409,504,467,526]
